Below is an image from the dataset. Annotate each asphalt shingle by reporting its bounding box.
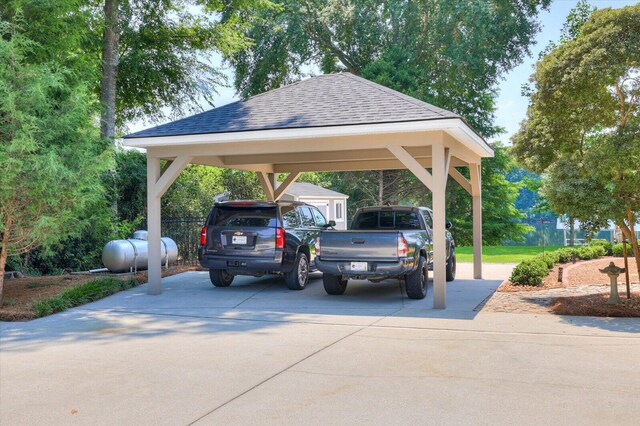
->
[124,73,460,139]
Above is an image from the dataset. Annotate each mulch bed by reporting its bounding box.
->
[550,292,640,317]
[0,265,204,321]
[485,257,640,317]
[498,257,639,293]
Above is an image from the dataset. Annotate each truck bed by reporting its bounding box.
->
[319,230,403,262]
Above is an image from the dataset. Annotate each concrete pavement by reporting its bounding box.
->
[1,263,639,425]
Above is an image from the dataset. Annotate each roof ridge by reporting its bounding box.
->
[340,73,456,118]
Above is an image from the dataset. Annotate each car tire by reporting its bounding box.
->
[405,256,427,299]
[323,273,348,295]
[446,251,456,282]
[209,269,234,287]
[285,252,309,290]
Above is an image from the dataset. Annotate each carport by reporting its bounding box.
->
[123,73,493,308]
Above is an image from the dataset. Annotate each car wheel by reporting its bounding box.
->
[209,269,234,287]
[405,256,427,299]
[285,252,309,290]
[446,252,456,282]
[323,273,348,295]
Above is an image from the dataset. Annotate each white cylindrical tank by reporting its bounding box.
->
[102,236,178,273]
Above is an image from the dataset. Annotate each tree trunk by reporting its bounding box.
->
[569,216,575,246]
[378,171,384,205]
[0,218,11,305]
[100,0,119,140]
[625,207,640,279]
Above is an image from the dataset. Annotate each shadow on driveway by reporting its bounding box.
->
[0,270,504,353]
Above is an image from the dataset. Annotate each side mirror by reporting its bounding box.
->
[445,220,452,229]
[323,220,336,228]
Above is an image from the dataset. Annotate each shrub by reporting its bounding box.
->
[533,252,558,269]
[612,244,624,257]
[510,259,549,286]
[577,246,596,260]
[590,239,613,255]
[32,278,136,318]
[590,244,606,257]
[557,248,577,263]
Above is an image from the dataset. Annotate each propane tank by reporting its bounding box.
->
[102,233,178,273]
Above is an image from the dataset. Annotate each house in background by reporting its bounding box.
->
[215,182,349,230]
[276,182,349,230]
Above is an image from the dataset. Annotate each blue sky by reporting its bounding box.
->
[129,1,638,141]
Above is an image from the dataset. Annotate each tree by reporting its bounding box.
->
[229,0,550,137]
[512,4,640,275]
[227,0,550,218]
[0,21,110,302]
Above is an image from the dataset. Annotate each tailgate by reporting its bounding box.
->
[205,205,278,257]
[319,231,400,261]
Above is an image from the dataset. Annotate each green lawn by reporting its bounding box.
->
[456,245,564,264]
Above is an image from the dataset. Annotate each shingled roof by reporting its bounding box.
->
[124,73,460,139]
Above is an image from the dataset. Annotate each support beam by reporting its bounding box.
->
[274,172,301,200]
[431,144,450,309]
[154,155,192,198]
[274,157,466,174]
[387,146,434,191]
[469,163,482,279]
[257,172,275,200]
[147,156,162,295]
[448,165,472,195]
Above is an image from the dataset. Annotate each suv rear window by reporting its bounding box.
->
[212,207,278,227]
[352,210,421,230]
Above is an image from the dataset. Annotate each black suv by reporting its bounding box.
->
[198,201,334,290]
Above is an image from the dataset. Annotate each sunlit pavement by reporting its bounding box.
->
[2,263,639,425]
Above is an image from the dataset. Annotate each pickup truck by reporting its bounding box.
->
[315,206,456,299]
[198,200,334,290]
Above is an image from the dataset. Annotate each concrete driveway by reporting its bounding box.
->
[1,263,639,425]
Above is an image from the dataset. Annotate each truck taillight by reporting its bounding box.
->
[276,227,286,249]
[315,237,321,255]
[200,226,207,245]
[398,235,408,257]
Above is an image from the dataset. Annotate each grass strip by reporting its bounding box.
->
[31,277,137,318]
[456,246,564,264]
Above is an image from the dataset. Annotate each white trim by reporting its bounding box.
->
[124,118,493,158]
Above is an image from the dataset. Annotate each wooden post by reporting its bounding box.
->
[146,154,192,295]
[147,156,162,295]
[469,163,482,279]
[431,143,448,309]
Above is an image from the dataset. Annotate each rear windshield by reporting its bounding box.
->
[212,206,278,227]
[352,210,421,230]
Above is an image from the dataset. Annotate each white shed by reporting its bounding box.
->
[277,182,349,230]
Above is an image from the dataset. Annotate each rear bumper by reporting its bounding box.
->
[315,257,415,279]
[199,248,287,274]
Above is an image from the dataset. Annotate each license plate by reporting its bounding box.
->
[232,235,247,245]
[350,262,368,271]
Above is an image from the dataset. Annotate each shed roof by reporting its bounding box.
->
[124,73,460,139]
[279,182,348,199]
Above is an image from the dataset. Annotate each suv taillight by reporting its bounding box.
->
[200,226,207,245]
[276,227,286,249]
[315,237,321,256]
[398,235,408,257]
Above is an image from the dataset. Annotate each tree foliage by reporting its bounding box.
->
[0,21,111,300]
[512,4,640,274]
[228,0,550,137]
